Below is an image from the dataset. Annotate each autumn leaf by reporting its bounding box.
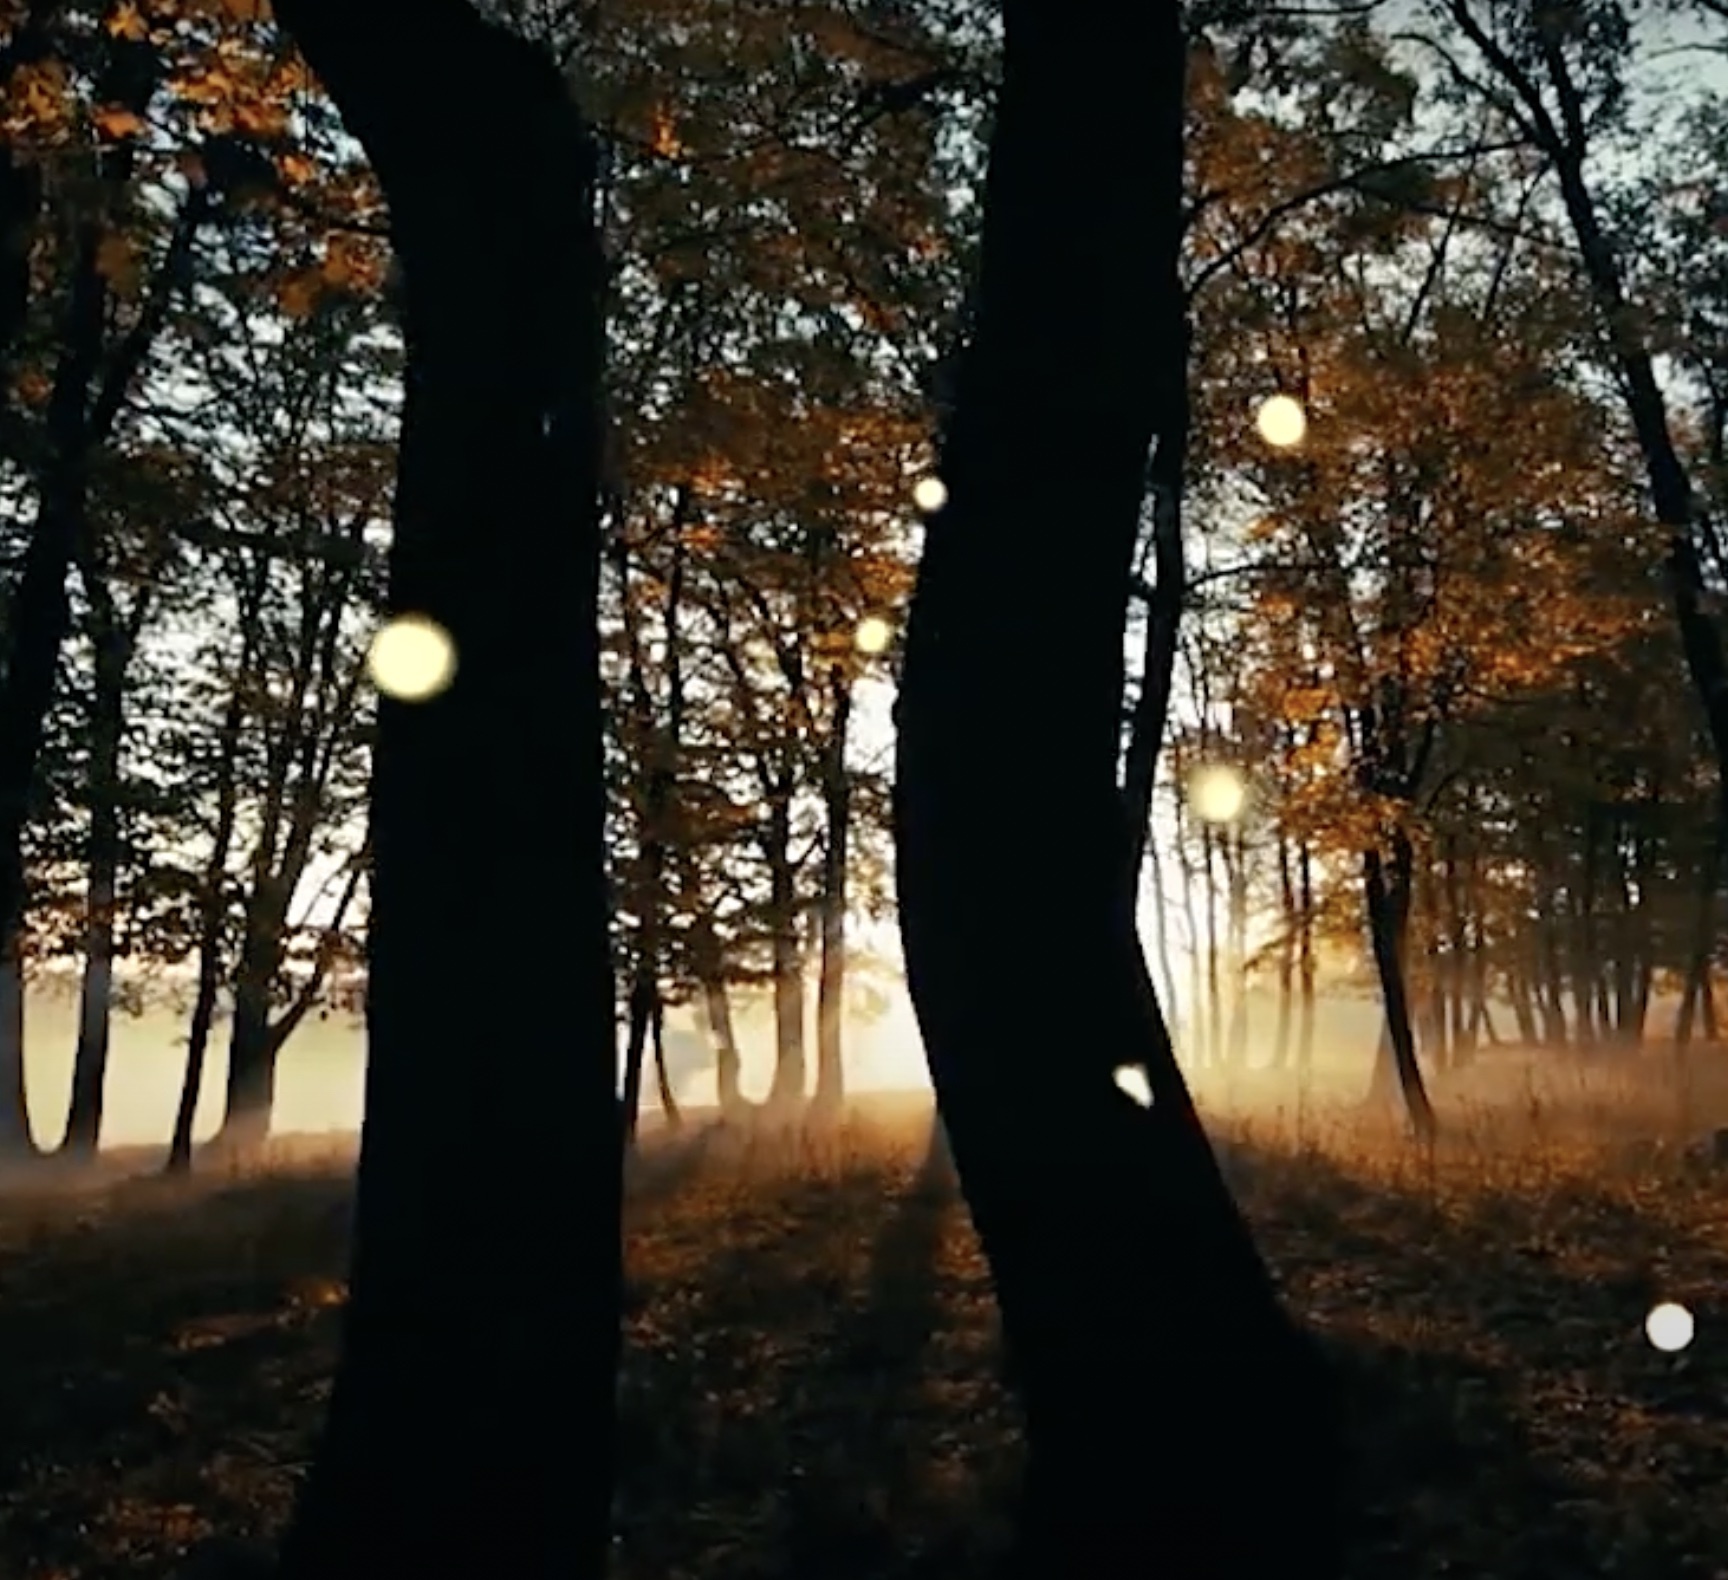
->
[105,2,149,41]
[277,151,317,186]
[92,105,147,140]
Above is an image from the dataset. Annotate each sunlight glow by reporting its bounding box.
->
[1113,1064,1153,1108]
[367,614,456,702]
[854,614,893,656]
[1187,763,1248,825]
[1255,393,1308,449]
[1646,1302,1695,1353]
[913,474,948,513]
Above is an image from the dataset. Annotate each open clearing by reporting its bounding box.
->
[3,1062,1728,1579]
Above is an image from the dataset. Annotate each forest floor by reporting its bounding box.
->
[3,1052,1728,1578]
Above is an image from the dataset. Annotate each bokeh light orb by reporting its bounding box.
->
[854,615,893,656]
[367,614,457,702]
[912,475,948,513]
[1113,1064,1153,1108]
[1646,1301,1695,1353]
[1255,393,1308,449]
[1188,763,1248,825]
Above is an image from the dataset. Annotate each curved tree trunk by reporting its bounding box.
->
[269,6,620,1578]
[891,4,1342,1574]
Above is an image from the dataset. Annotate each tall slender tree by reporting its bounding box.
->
[892,3,1342,1575]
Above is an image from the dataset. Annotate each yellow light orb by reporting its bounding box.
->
[1113,1064,1153,1108]
[1646,1301,1695,1353]
[1188,763,1247,825]
[367,614,457,702]
[854,615,893,656]
[1255,393,1308,449]
[912,475,948,513]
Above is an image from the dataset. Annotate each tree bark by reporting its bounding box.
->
[764,790,805,1110]
[59,619,126,1157]
[813,665,852,1118]
[268,7,620,1578]
[1363,829,1437,1141]
[891,4,1341,1572]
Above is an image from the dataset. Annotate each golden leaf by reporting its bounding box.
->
[277,151,316,186]
[105,3,149,41]
[234,101,288,138]
[93,105,146,140]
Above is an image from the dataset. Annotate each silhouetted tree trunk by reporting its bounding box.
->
[269,7,620,1579]
[0,44,195,980]
[650,993,679,1129]
[1297,840,1316,1074]
[166,613,258,1176]
[765,788,805,1110]
[1271,833,1294,1070]
[59,604,126,1157]
[702,974,744,1115]
[891,4,1342,1572]
[813,665,852,1118]
[1364,828,1437,1141]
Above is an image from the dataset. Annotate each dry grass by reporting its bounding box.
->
[3,1057,1728,1579]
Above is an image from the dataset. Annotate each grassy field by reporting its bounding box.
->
[3,1054,1728,1579]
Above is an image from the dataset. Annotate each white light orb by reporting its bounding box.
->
[1646,1301,1695,1353]
[854,615,893,656]
[1188,763,1248,825]
[1255,393,1308,449]
[367,614,457,702]
[1113,1064,1153,1108]
[912,475,948,513]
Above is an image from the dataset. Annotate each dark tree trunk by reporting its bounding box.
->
[813,666,852,1118]
[216,941,282,1151]
[1297,840,1316,1073]
[890,4,1342,1573]
[1271,832,1294,1070]
[650,992,679,1129]
[166,623,254,1177]
[269,7,620,1579]
[1363,830,1437,1141]
[620,979,649,1147]
[59,628,126,1157]
[702,973,744,1115]
[765,791,805,1110]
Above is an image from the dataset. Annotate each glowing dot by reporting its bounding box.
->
[913,475,948,513]
[854,615,893,656]
[1646,1302,1695,1352]
[367,614,456,702]
[1255,394,1307,449]
[1113,1064,1153,1107]
[1188,763,1247,825]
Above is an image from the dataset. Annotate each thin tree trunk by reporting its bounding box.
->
[1364,830,1437,1141]
[1297,839,1316,1074]
[703,973,744,1115]
[269,7,620,1577]
[765,792,804,1111]
[813,666,852,1119]
[650,991,679,1129]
